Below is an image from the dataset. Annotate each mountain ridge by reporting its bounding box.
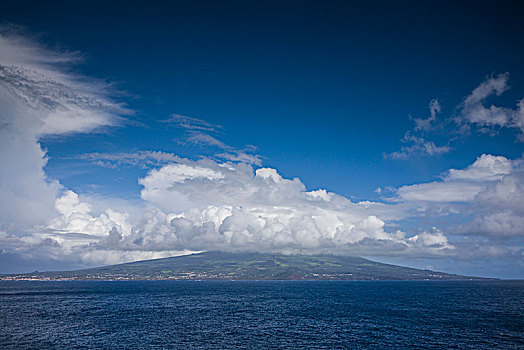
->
[0,251,493,281]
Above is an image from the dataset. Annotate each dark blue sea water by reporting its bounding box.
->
[0,281,523,349]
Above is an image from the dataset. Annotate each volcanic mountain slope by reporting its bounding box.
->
[2,251,490,281]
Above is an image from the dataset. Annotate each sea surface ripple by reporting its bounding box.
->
[0,280,523,349]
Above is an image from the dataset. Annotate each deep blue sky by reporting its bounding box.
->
[2,0,523,200]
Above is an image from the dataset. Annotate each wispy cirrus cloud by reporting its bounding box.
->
[216,151,262,165]
[78,151,184,169]
[0,28,131,137]
[161,114,222,132]
[163,113,262,165]
[388,133,451,159]
[181,131,230,149]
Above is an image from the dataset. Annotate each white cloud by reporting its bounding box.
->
[0,40,129,137]
[388,133,451,159]
[174,123,262,165]
[465,73,509,106]
[391,73,524,161]
[6,147,523,267]
[49,190,133,237]
[390,154,524,238]
[78,151,184,168]
[458,73,524,139]
[459,168,524,237]
[306,189,332,201]
[182,131,230,149]
[463,211,524,238]
[0,130,60,227]
[0,29,129,230]
[127,160,451,255]
[394,154,518,202]
[476,172,524,213]
[2,157,456,266]
[215,151,262,166]
[16,152,524,266]
[515,99,524,134]
[396,182,483,202]
[408,228,454,250]
[447,154,513,181]
[413,99,441,132]
[162,114,222,132]
[388,99,450,159]
[138,163,225,213]
[166,112,262,165]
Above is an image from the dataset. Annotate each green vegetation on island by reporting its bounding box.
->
[0,251,491,281]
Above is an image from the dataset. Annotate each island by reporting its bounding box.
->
[0,251,492,281]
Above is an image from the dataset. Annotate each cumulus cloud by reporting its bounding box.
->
[395,154,513,203]
[447,154,513,181]
[6,158,456,266]
[111,160,450,256]
[138,163,226,213]
[460,167,524,237]
[48,190,133,237]
[407,228,454,251]
[396,154,519,202]
[391,154,524,238]
[463,211,524,238]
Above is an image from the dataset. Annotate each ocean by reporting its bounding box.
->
[0,280,522,349]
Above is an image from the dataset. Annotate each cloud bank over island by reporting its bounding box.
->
[0,29,522,275]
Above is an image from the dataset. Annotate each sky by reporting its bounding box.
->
[0,0,523,278]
